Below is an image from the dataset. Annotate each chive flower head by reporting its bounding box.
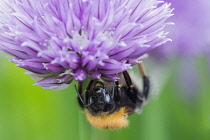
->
[0,0,173,90]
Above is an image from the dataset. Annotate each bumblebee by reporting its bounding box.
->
[75,63,150,129]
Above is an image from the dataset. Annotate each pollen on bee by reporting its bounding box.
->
[95,83,102,87]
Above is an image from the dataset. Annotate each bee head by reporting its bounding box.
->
[86,81,115,114]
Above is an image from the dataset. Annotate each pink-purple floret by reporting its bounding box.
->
[0,0,173,90]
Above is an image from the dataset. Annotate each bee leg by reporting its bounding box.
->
[83,80,96,107]
[122,70,133,87]
[86,80,95,90]
[75,82,85,109]
[123,70,140,103]
[114,81,122,103]
[111,81,115,99]
[138,63,150,100]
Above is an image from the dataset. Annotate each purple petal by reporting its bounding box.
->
[89,70,101,79]
[35,74,73,90]
[97,59,132,75]
[101,74,119,81]
[71,68,87,81]
[44,63,66,74]
[11,58,49,74]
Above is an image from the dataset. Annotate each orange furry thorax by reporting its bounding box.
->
[84,107,129,129]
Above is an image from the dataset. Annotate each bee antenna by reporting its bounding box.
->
[74,85,84,105]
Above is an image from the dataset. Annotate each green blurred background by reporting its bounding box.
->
[0,54,210,140]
